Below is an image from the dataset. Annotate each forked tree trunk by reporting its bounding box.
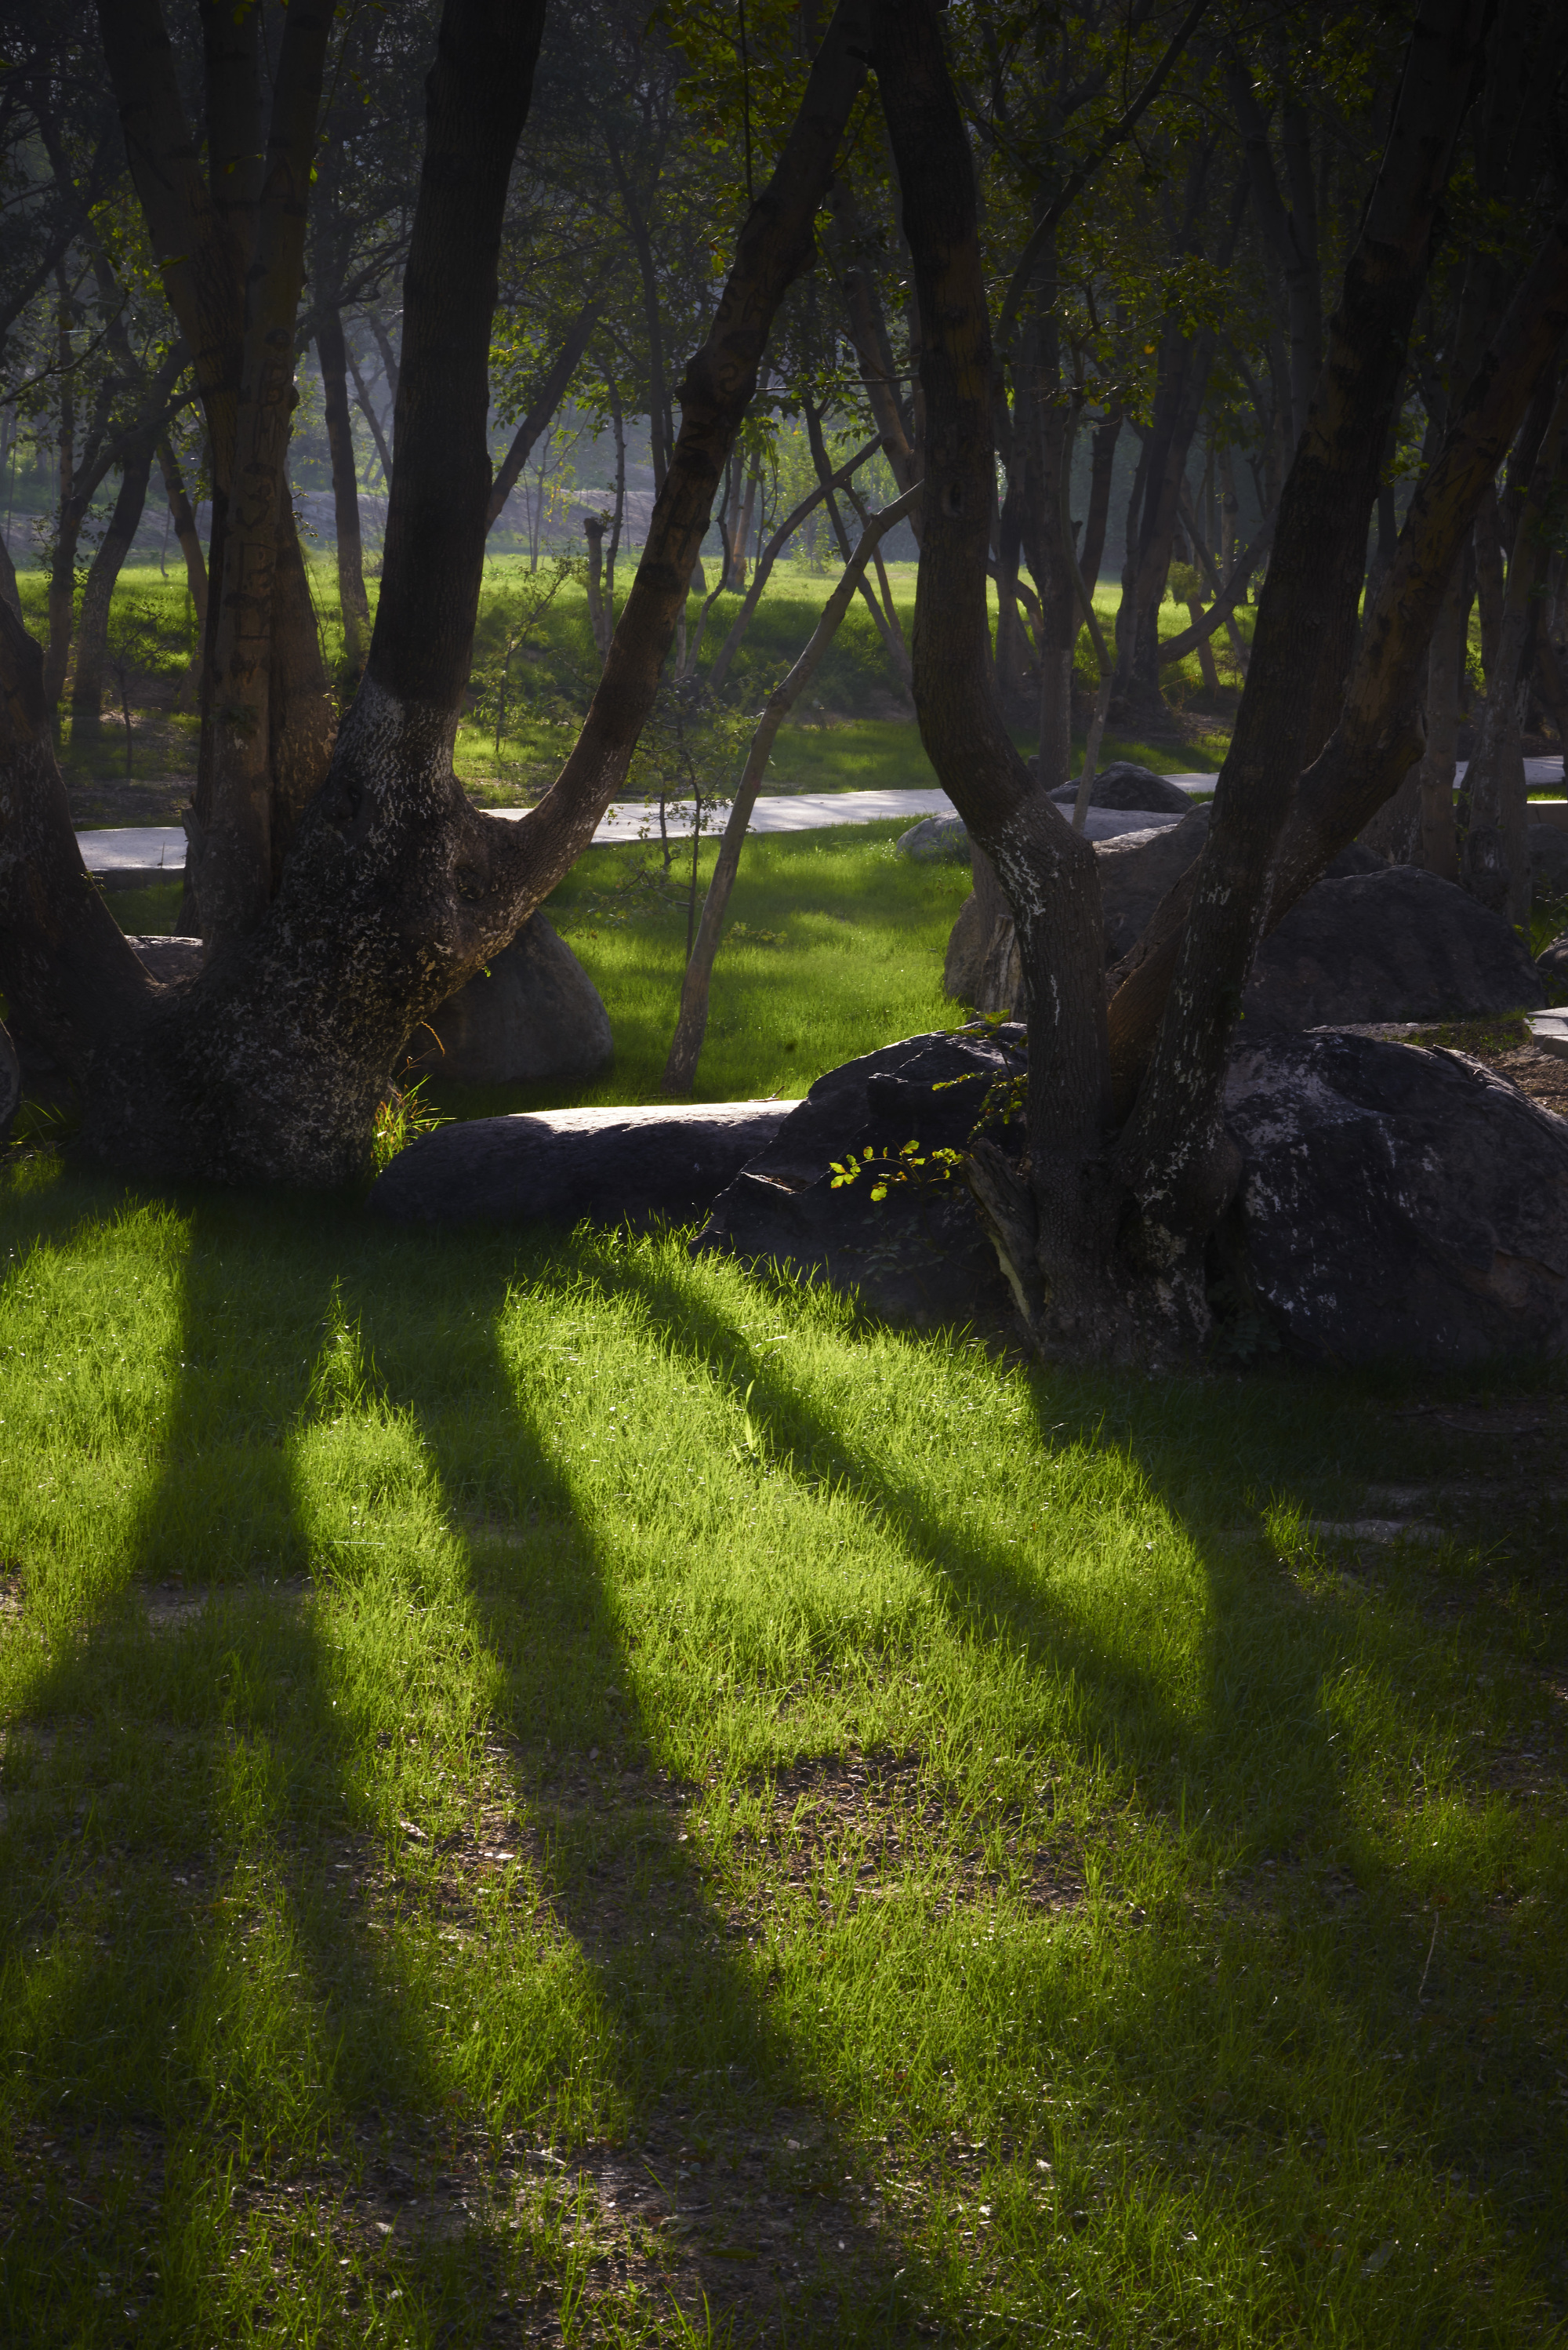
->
[97,0,336,940]
[874,0,1512,1354]
[2,0,875,1186]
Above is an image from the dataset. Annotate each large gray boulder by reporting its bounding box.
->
[1243,865,1544,1029]
[694,1027,1025,1326]
[403,913,613,1087]
[1050,761,1194,815]
[368,1099,792,1229]
[1221,1029,1568,1363]
[1096,808,1212,963]
[895,814,971,864]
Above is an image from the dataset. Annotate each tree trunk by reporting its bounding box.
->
[1079,411,1121,598]
[1108,198,1568,1137]
[3,0,873,1186]
[1464,368,1568,920]
[158,434,208,634]
[316,301,372,678]
[72,432,155,717]
[1109,0,1495,1302]
[98,0,336,932]
[664,483,920,1090]
[871,0,1114,1341]
[583,511,612,658]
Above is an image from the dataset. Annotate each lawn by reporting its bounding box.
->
[24,554,1238,827]
[5,552,1566,2348]
[3,907,1567,2345]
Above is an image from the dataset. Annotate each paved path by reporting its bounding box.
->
[72,757,1566,881]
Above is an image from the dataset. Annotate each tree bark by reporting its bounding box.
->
[72,429,155,716]
[97,0,335,931]
[316,301,372,678]
[1463,367,1568,920]
[1,0,873,1186]
[871,0,1115,1344]
[1108,195,1568,1135]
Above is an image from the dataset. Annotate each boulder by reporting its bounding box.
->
[1096,808,1212,963]
[1243,865,1544,1029]
[403,913,613,1087]
[1221,1028,1568,1363]
[1050,761,1194,815]
[367,1099,792,1229]
[896,814,971,864]
[126,933,205,984]
[1537,931,1568,982]
[694,1027,1025,1326]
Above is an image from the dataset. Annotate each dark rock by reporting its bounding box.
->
[896,814,971,864]
[367,1099,792,1229]
[1537,931,1568,980]
[1243,866,1544,1029]
[695,1028,1025,1326]
[1096,807,1212,962]
[1221,1028,1568,1363]
[403,913,613,1088]
[1529,823,1568,904]
[1323,842,1385,879]
[126,933,205,984]
[1050,761,1194,815]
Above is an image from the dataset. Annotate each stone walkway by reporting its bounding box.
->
[73,759,1566,882]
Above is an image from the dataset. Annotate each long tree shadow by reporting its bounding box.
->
[0,1193,927,2346]
[542,1233,1568,2332]
[2,1175,1559,2341]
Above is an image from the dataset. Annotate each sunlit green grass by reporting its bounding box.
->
[27,554,1239,809]
[109,824,978,1114]
[1,1159,1565,2345]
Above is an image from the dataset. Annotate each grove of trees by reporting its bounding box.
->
[2,0,1566,1352]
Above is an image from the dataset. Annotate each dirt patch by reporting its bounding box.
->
[731,1747,1085,1923]
[0,2104,920,2343]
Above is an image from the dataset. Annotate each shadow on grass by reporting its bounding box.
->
[0,1195,923,2346]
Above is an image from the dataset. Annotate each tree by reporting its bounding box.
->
[867,0,1567,1353]
[1,0,876,1182]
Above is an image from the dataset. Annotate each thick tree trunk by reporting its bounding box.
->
[871,0,1116,1344]
[72,434,155,717]
[1108,0,1495,1310]
[316,302,372,678]
[1107,198,1568,1138]
[98,0,336,932]
[2,0,873,1186]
